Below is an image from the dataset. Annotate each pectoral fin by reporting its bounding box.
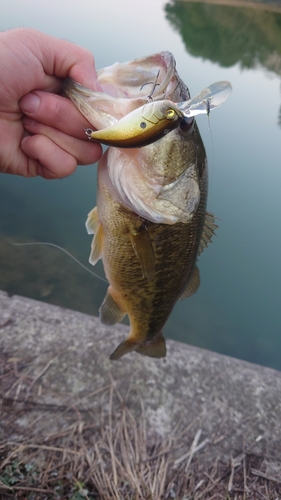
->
[129,226,155,281]
[198,212,218,255]
[99,288,126,325]
[86,206,99,234]
[89,222,103,266]
[179,265,200,300]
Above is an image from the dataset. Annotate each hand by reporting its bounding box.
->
[0,28,103,179]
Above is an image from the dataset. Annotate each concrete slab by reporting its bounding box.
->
[1,290,281,493]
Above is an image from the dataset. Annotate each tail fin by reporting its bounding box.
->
[109,333,166,360]
[136,333,166,358]
[110,339,139,360]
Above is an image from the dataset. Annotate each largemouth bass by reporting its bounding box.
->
[64,52,218,360]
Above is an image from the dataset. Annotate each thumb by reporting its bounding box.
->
[23,28,103,91]
[45,35,103,90]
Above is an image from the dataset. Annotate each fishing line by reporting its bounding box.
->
[205,100,215,207]
[2,238,108,284]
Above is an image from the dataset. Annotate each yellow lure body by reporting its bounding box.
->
[86,100,183,148]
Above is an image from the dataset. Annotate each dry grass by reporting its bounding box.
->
[1,353,281,499]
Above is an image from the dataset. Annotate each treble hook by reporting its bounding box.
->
[140,70,160,102]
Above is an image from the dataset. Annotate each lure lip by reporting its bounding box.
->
[176,80,233,117]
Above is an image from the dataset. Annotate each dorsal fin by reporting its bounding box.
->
[86,206,99,235]
[99,288,126,325]
[179,265,200,300]
[129,225,155,281]
[198,211,218,255]
[89,222,103,266]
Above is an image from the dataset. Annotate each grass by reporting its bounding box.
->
[1,353,281,499]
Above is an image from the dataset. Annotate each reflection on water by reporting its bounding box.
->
[0,236,107,318]
[165,1,281,125]
[1,0,281,369]
[279,83,281,126]
[165,1,281,72]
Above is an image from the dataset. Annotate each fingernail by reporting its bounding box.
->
[20,93,40,114]
[21,135,31,149]
[93,78,103,92]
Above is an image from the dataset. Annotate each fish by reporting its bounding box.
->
[64,52,219,360]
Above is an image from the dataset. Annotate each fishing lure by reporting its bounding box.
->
[85,99,183,148]
[85,81,232,148]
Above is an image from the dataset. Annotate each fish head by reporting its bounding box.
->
[64,52,204,225]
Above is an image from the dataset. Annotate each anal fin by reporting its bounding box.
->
[129,225,155,281]
[99,288,125,326]
[179,265,200,300]
[86,206,99,235]
[198,211,218,255]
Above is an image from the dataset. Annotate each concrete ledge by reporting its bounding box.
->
[1,290,281,493]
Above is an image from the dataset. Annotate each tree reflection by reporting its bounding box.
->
[165,1,281,127]
[278,104,281,127]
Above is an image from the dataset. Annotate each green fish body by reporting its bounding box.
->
[64,52,217,359]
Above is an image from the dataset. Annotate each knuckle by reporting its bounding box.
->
[46,96,65,121]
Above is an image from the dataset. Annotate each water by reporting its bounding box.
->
[1,0,281,369]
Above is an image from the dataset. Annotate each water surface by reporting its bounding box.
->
[1,0,281,369]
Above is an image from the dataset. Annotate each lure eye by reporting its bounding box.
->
[180,116,194,133]
[165,109,176,120]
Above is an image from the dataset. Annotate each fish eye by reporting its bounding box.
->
[140,121,147,129]
[180,116,194,133]
[166,109,176,120]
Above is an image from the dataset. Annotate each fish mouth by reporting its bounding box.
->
[64,54,232,149]
[96,51,178,101]
[63,52,188,132]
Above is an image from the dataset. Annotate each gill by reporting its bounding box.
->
[2,237,108,284]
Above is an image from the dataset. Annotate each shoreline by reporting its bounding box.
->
[182,0,281,14]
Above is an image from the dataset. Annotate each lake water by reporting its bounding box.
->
[1,0,281,369]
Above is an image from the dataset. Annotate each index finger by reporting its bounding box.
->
[20,91,96,140]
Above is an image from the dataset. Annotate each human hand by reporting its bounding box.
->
[0,28,102,179]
